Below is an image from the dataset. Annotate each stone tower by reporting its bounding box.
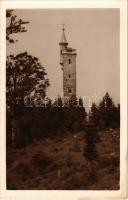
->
[59,25,77,98]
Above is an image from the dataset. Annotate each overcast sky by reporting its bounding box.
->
[7,9,120,109]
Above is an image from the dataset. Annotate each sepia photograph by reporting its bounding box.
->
[6,8,120,190]
[0,0,127,199]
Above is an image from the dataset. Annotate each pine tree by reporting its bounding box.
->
[69,95,78,107]
[90,103,99,125]
[57,97,63,108]
[45,98,52,108]
[83,124,100,162]
[90,93,120,128]
[78,97,83,107]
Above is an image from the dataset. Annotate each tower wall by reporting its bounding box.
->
[63,52,76,97]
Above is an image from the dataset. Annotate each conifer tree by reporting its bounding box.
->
[83,124,100,162]
[78,97,83,107]
[69,95,78,107]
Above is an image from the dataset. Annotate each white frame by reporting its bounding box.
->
[0,0,127,199]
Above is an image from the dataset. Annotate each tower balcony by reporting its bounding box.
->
[62,47,77,55]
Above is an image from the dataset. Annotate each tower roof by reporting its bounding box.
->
[60,24,68,45]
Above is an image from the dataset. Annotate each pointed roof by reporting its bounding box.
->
[60,24,68,45]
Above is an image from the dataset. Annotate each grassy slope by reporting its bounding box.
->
[7,128,120,190]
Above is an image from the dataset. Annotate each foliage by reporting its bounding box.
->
[7,96,87,148]
[6,9,50,147]
[6,52,49,108]
[89,92,120,128]
[78,97,84,107]
[31,153,53,172]
[69,95,78,107]
[6,9,29,43]
[83,124,100,161]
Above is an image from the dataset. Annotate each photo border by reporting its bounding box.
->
[0,0,127,199]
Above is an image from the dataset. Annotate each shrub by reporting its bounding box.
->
[31,153,53,172]
[15,161,32,181]
[99,156,119,169]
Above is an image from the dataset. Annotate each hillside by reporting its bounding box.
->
[7,128,120,190]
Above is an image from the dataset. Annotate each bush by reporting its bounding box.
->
[31,153,53,172]
[99,156,119,169]
[14,161,33,181]
[87,170,97,183]
[15,162,30,175]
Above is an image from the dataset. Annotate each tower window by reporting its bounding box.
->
[69,74,71,78]
[69,59,71,64]
[68,88,72,93]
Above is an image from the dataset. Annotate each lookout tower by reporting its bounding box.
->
[59,24,77,98]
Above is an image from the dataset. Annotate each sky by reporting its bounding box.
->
[7,9,120,109]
